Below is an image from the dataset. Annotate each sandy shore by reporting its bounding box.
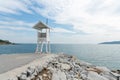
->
[0,53,45,74]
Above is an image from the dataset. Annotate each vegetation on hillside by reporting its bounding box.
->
[100,41,120,44]
[0,39,14,45]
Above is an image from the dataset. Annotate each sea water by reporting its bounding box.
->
[0,44,120,70]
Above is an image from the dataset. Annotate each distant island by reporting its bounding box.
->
[0,39,15,45]
[100,41,120,44]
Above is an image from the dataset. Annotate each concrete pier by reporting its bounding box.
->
[0,53,44,74]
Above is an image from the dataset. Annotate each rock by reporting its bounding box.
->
[86,67,102,74]
[36,65,43,72]
[52,70,66,80]
[87,71,109,80]
[80,70,88,79]
[19,74,27,80]
[79,61,93,67]
[38,76,42,80]
[6,54,117,80]
[61,63,71,70]
[43,74,47,77]
[102,74,116,80]
[95,66,110,73]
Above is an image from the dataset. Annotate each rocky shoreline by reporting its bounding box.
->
[0,53,120,80]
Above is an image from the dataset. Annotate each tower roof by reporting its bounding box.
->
[33,21,50,30]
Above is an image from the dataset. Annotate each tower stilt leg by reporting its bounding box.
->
[40,41,44,54]
[46,41,48,53]
[36,40,39,54]
[48,41,50,53]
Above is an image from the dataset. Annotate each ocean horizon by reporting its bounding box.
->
[0,44,120,70]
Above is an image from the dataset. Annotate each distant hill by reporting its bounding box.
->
[0,39,14,45]
[100,41,120,44]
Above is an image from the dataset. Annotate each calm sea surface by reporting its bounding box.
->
[0,44,120,70]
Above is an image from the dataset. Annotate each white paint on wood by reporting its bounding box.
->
[33,21,51,54]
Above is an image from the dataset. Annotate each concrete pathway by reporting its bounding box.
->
[0,53,44,74]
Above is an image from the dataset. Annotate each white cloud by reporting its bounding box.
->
[0,0,32,14]
[52,28,75,33]
[34,0,120,35]
[0,29,36,43]
[0,25,33,31]
[0,0,120,34]
[0,0,120,43]
[33,0,120,43]
[0,19,35,31]
[0,20,35,27]
[0,20,74,33]
[1,0,120,34]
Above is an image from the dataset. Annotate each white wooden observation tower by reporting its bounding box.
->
[33,21,50,54]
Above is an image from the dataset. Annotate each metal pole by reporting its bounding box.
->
[46,18,48,25]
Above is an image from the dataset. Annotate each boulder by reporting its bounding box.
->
[52,70,66,80]
[95,66,110,73]
[87,71,109,80]
[61,63,71,70]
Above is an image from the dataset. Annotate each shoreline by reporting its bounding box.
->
[0,53,119,80]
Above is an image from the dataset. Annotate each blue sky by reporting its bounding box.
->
[0,0,120,44]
